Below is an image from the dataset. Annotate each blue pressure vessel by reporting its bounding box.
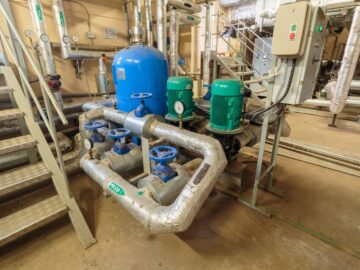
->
[112,45,168,116]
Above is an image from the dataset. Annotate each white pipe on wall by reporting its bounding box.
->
[330,7,360,114]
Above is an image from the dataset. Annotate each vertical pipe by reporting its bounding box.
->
[169,8,179,76]
[144,0,153,46]
[28,0,56,76]
[131,0,143,44]
[156,0,167,54]
[330,7,360,114]
[202,3,212,96]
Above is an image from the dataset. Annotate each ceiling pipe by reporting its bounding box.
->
[330,7,360,114]
[52,0,115,60]
[80,105,227,234]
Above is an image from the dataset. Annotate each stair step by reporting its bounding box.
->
[0,135,36,155]
[0,163,51,198]
[0,109,24,122]
[0,195,67,247]
[0,86,13,94]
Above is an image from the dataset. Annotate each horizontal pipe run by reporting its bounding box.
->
[168,0,202,13]
[81,104,227,234]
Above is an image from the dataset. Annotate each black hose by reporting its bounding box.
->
[250,59,297,125]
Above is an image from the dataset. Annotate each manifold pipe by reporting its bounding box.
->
[28,0,56,76]
[168,0,202,13]
[80,105,227,234]
[144,0,153,46]
[202,4,212,96]
[169,9,179,76]
[330,7,360,114]
[52,0,115,60]
[156,0,167,54]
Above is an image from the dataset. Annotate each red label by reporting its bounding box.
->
[289,32,296,40]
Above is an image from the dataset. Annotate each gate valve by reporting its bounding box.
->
[149,146,177,182]
[131,92,153,118]
[108,128,131,155]
[83,120,107,143]
[46,74,62,91]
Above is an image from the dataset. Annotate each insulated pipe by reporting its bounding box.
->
[202,4,212,95]
[52,0,115,60]
[156,0,167,54]
[28,0,56,75]
[169,9,179,76]
[168,0,202,13]
[144,0,153,46]
[131,0,143,44]
[80,105,227,234]
[330,7,360,114]
[305,98,360,108]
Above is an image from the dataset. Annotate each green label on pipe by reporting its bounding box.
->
[59,11,65,27]
[36,4,43,21]
[109,182,125,196]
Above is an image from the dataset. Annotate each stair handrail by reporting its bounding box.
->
[0,2,68,125]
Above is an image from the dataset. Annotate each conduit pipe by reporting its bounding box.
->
[28,0,56,75]
[144,0,153,46]
[80,105,227,233]
[52,0,115,60]
[330,7,360,114]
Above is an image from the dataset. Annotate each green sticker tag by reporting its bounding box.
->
[36,4,43,21]
[187,16,195,21]
[138,191,144,196]
[59,11,65,27]
[109,182,125,196]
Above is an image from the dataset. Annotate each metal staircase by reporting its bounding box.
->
[0,4,95,248]
[213,12,273,98]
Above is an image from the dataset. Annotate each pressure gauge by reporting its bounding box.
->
[40,34,49,42]
[62,35,70,44]
[84,139,93,150]
[25,30,33,38]
[72,35,79,43]
[174,101,184,115]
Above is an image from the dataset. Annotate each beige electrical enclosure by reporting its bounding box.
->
[271,1,311,58]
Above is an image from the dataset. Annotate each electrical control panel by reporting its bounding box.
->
[272,1,311,58]
[272,4,328,104]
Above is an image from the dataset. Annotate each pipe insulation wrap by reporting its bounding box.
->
[52,0,115,59]
[28,0,57,75]
[168,0,202,13]
[80,105,227,234]
[330,7,360,114]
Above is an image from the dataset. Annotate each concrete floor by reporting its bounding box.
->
[0,113,359,269]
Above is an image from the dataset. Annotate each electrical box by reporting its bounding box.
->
[272,4,328,104]
[272,1,311,58]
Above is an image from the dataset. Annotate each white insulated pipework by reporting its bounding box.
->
[330,7,360,114]
[80,105,227,234]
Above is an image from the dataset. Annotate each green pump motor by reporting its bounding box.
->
[208,79,244,134]
[166,76,195,122]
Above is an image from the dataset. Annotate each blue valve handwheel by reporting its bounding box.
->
[149,146,177,163]
[131,92,153,99]
[108,128,131,140]
[84,120,106,130]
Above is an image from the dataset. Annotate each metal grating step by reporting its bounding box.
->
[0,108,24,122]
[0,195,67,247]
[0,86,13,94]
[0,135,36,155]
[0,163,51,198]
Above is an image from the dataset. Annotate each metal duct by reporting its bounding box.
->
[169,9,179,76]
[202,4,212,96]
[52,0,115,60]
[28,0,56,75]
[144,0,153,46]
[80,105,227,234]
[168,0,202,13]
[156,0,167,54]
[330,7,360,114]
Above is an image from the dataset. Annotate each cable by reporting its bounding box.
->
[250,58,297,125]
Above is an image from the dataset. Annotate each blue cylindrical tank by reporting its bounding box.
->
[112,45,168,116]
